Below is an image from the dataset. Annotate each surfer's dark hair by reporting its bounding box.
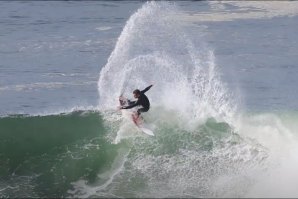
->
[133,89,141,95]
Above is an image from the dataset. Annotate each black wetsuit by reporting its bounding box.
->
[122,85,152,115]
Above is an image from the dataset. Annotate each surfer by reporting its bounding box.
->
[120,85,153,117]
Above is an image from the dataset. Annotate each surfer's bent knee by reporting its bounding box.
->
[137,107,149,115]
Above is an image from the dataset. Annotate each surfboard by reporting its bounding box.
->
[119,96,154,136]
[131,112,154,136]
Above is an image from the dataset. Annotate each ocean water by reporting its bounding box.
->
[1,1,298,198]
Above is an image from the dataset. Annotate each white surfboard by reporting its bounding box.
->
[139,126,154,136]
[131,112,154,136]
[119,96,154,136]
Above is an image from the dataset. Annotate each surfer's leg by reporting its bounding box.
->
[137,109,141,116]
[137,107,149,118]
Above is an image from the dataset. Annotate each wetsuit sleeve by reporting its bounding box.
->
[127,100,136,105]
[122,100,139,109]
[141,85,153,94]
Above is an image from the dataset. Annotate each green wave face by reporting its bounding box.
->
[0,111,121,197]
[2,110,298,198]
[0,110,242,198]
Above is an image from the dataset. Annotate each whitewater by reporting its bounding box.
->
[1,1,298,198]
[95,2,298,197]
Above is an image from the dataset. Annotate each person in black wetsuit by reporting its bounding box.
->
[120,85,153,117]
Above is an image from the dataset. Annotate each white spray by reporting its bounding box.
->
[98,1,237,126]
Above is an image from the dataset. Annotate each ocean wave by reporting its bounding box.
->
[2,1,298,198]
[1,106,298,197]
[0,81,96,92]
[176,1,298,23]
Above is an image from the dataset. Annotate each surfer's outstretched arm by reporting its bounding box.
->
[127,100,136,105]
[141,85,153,94]
[122,102,138,109]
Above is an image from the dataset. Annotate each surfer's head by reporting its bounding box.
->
[133,89,141,98]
